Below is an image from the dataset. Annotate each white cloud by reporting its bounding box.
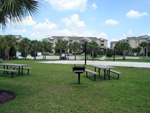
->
[8,16,36,26]
[105,19,119,25]
[44,0,87,12]
[147,33,150,36]
[22,16,36,26]
[61,14,86,29]
[33,19,57,31]
[98,32,108,39]
[120,34,127,40]
[30,14,107,40]
[12,29,28,34]
[60,29,73,36]
[128,29,132,34]
[90,3,97,9]
[31,19,57,38]
[126,10,148,18]
[111,39,118,41]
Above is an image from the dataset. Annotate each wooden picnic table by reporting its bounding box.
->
[0,63,28,76]
[90,65,114,80]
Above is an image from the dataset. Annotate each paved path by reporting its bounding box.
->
[37,60,150,68]
[19,55,84,60]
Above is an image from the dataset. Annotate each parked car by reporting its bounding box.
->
[61,54,69,60]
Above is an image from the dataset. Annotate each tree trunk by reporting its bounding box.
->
[25,48,27,60]
[65,51,66,60]
[42,51,44,59]
[34,51,36,60]
[45,53,46,59]
[5,48,8,60]
[60,50,62,59]
[75,51,76,60]
[123,50,126,60]
[143,47,145,60]
[92,50,94,60]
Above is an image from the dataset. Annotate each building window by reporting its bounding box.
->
[69,40,73,43]
[50,43,53,46]
[50,39,54,42]
[101,40,104,43]
[101,44,104,46]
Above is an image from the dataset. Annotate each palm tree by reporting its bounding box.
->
[0,36,5,58]
[88,41,99,60]
[3,35,16,60]
[140,41,148,60]
[0,0,38,29]
[30,40,40,60]
[41,40,52,59]
[120,42,131,60]
[55,39,65,59]
[72,42,81,60]
[19,38,31,60]
[69,43,73,54]
[115,41,131,60]
[63,40,69,59]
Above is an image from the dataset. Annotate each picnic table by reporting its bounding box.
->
[91,65,114,80]
[0,63,28,76]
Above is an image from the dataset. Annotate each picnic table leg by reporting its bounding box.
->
[78,73,80,84]
[108,69,110,80]
[7,66,8,74]
[98,69,100,76]
[3,65,5,74]
[22,66,23,76]
[86,71,88,77]
[27,69,29,75]
[19,66,20,76]
[11,72,13,78]
[95,67,96,72]
[104,69,106,80]
[94,74,96,81]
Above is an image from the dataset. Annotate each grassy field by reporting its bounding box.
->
[0,60,150,112]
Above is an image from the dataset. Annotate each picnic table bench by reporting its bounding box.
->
[13,67,32,75]
[107,69,122,79]
[90,65,122,80]
[0,69,17,78]
[85,69,99,81]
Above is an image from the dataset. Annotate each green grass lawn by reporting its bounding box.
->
[0,60,150,112]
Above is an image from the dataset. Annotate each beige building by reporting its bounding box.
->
[110,35,150,56]
[110,35,150,49]
[44,36,108,54]
[110,41,117,49]
[0,35,23,42]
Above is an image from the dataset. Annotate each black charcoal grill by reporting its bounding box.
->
[72,65,85,84]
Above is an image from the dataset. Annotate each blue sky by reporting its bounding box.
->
[1,0,150,47]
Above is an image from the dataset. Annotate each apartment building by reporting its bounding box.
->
[110,35,150,56]
[0,35,23,42]
[110,41,117,49]
[111,35,150,49]
[44,36,108,54]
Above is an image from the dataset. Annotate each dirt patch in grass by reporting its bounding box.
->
[0,90,16,104]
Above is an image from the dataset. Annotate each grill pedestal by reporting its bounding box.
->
[73,66,85,84]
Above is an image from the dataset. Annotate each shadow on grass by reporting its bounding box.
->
[0,72,30,78]
[84,74,119,81]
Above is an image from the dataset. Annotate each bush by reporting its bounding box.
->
[30,51,37,57]
[9,47,16,59]
[106,48,113,58]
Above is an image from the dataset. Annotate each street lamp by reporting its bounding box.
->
[113,47,116,61]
